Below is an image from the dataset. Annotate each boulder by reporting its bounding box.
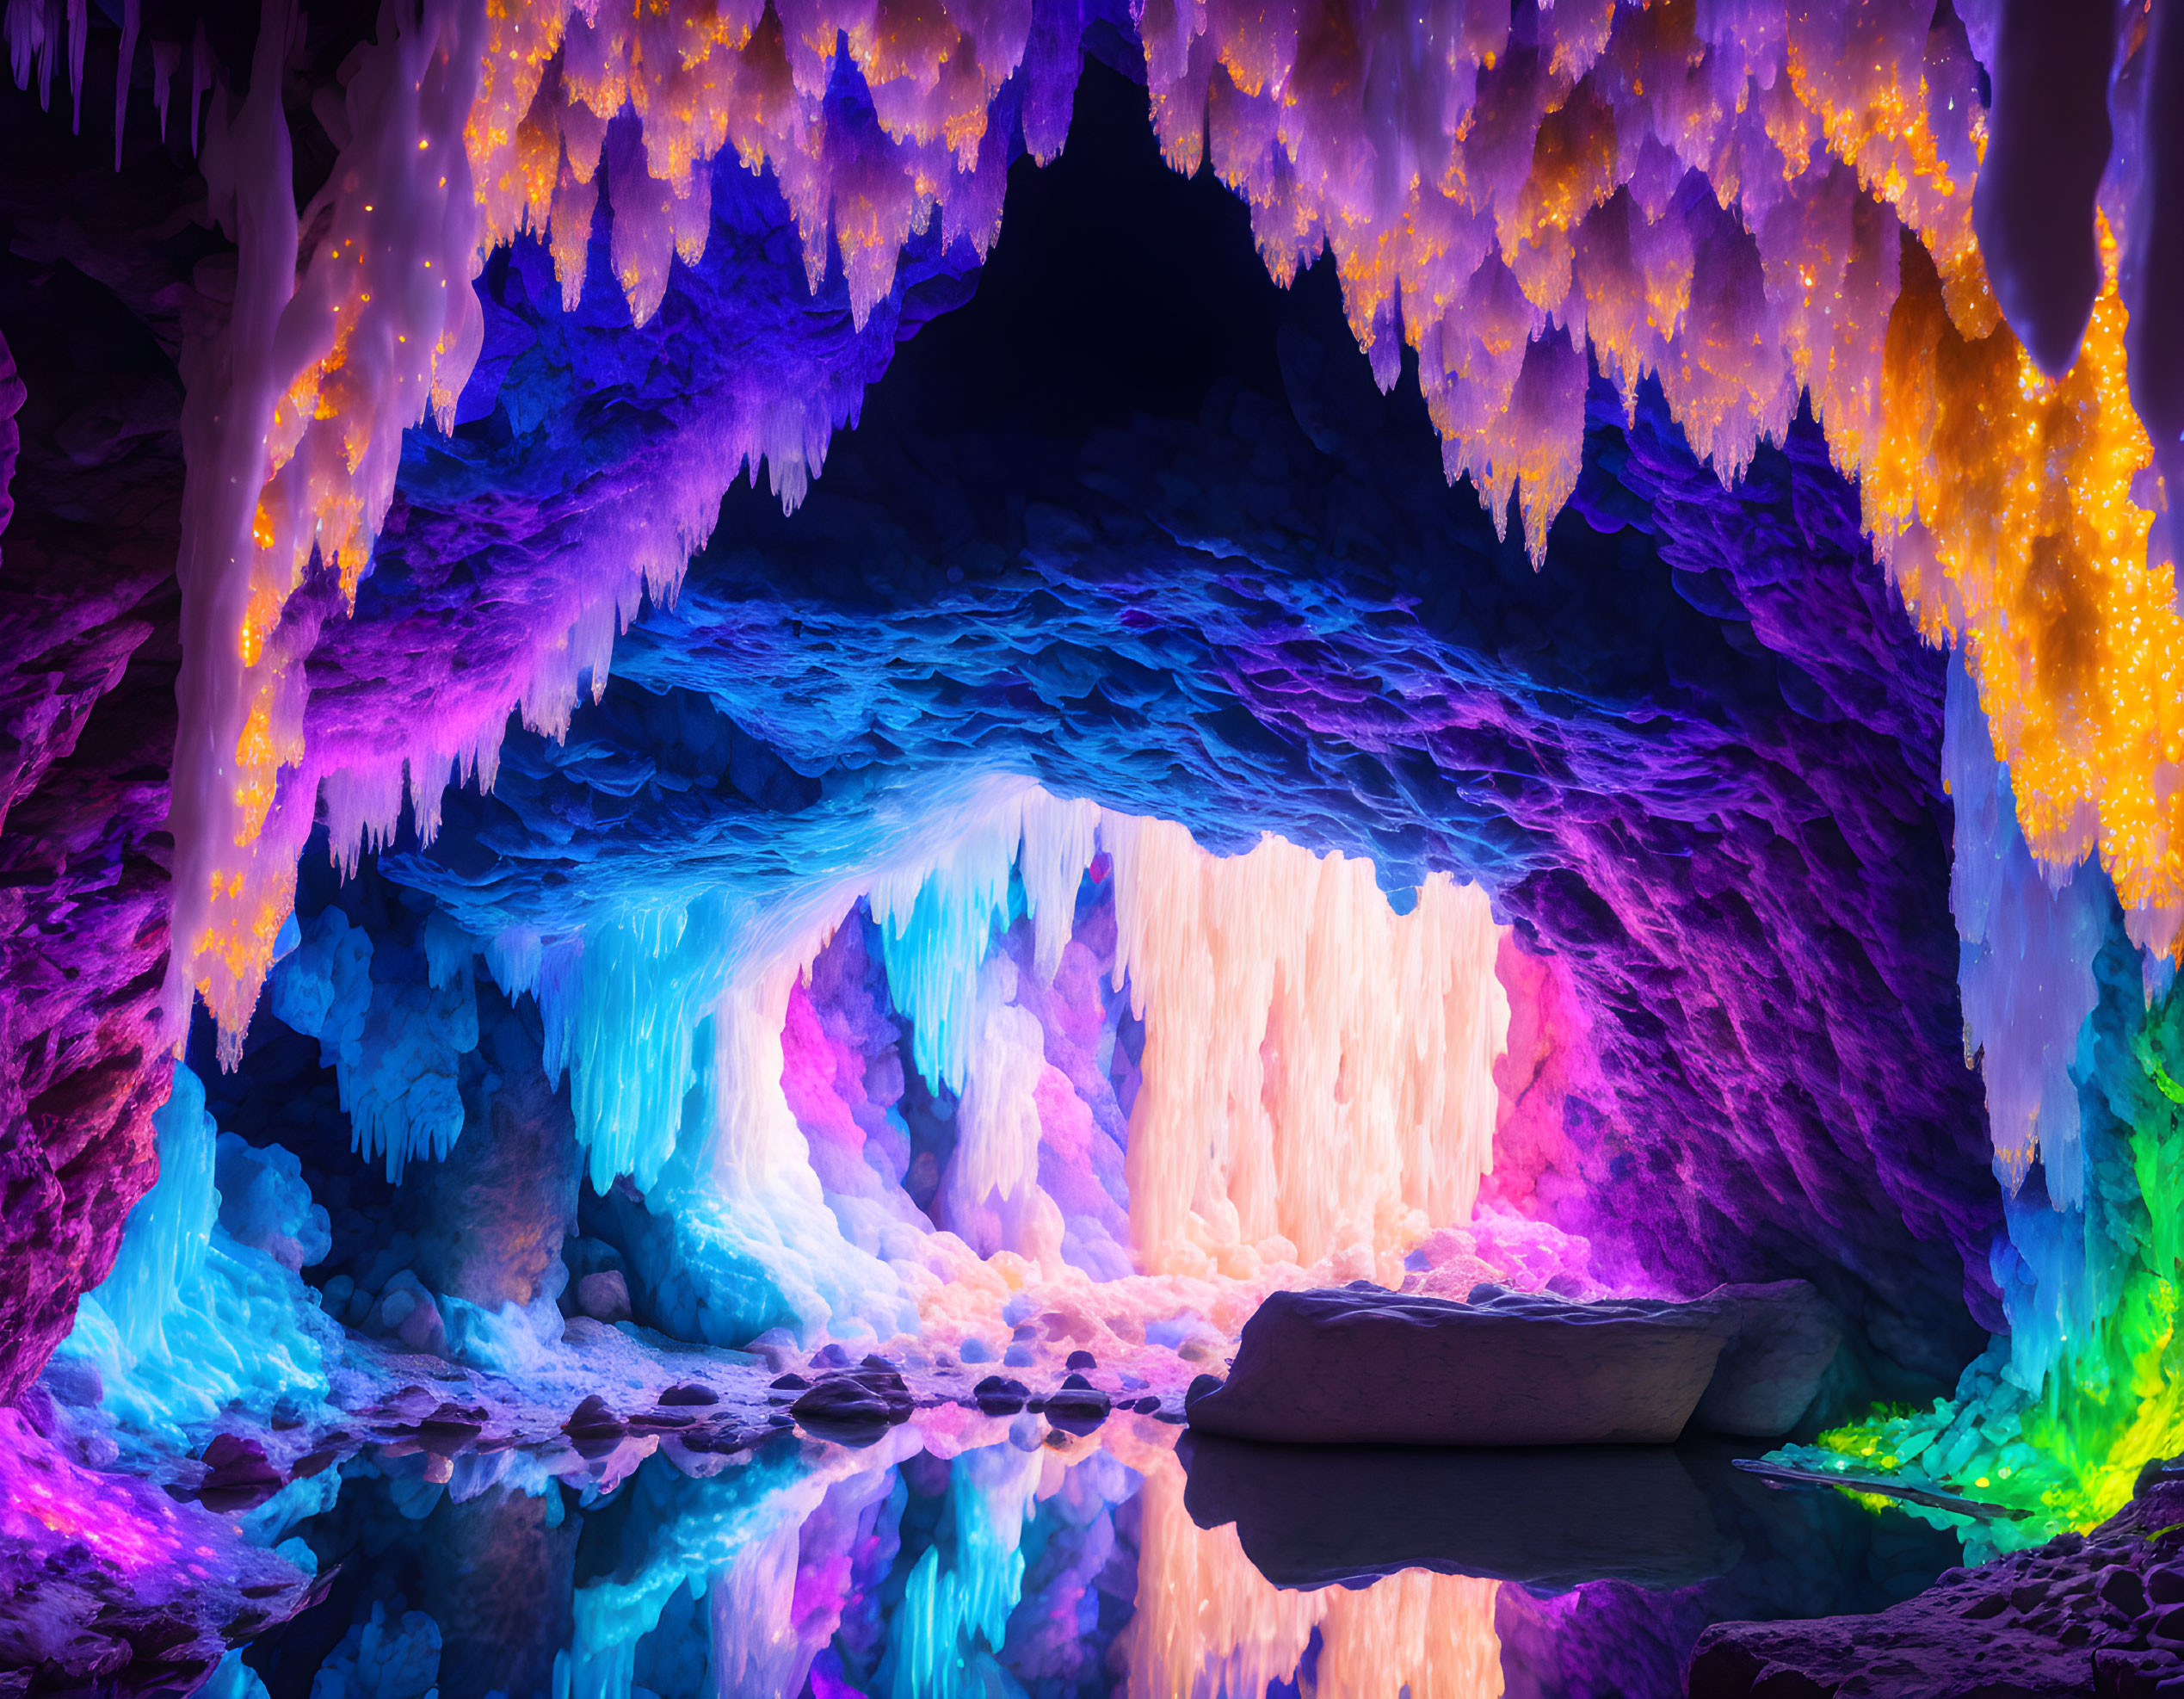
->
[1185,1279,1842,1448]
[577,1270,632,1325]
[791,1367,914,1447]
[1185,1283,1729,1446]
[1686,1279,1841,1437]
[1464,1279,1840,1440]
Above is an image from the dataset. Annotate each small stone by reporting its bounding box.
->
[660,1383,719,1406]
[959,1338,996,1364]
[416,1402,485,1456]
[2101,1567,2150,1617]
[563,1394,626,1458]
[40,1359,102,1408]
[194,1433,284,1513]
[1065,1350,1098,1371]
[1044,1381,1112,1436]
[770,1374,811,1390]
[790,1373,912,1443]
[397,1291,446,1355]
[1003,1344,1036,1368]
[577,1270,632,1324]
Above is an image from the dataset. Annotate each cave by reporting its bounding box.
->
[5,1,2184,1696]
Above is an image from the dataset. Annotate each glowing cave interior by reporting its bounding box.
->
[12,1,2184,1695]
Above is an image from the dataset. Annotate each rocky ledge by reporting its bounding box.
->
[1690,1462,2184,1698]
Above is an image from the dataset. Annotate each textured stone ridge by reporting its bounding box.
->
[0,100,211,1400]
[1688,1465,2184,1698]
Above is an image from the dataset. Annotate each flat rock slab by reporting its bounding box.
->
[1186,1283,1730,1445]
[1186,1279,1840,1447]
[1180,1433,1736,1593]
[1685,1280,1842,1438]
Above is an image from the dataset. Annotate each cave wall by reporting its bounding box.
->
[0,28,2001,1399]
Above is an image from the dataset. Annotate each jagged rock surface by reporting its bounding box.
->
[1689,1466,2184,1698]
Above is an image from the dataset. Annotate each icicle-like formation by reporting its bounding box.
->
[1878,218,2184,937]
[158,0,1077,1060]
[1148,0,2184,931]
[1944,652,2107,1202]
[162,0,515,1060]
[56,1068,339,1451]
[268,907,479,1183]
[880,1447,1043,1699]
[1124,1444,1502,1699]
[152,0,2184,1072]
[1146,0,1958,561]
[1139,0,2184,927]
[110,0,135,170]
[1108,816,1508,1282]
[553,787,1508,1342]
[871,791,1101,1096]
[83,1066,220,1360]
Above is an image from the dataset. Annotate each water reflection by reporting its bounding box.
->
[242,1412,1960,1699]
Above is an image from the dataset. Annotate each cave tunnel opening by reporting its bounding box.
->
[7,2,2184,1697]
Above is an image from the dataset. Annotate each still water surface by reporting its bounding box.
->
[238,1416,1959,1699]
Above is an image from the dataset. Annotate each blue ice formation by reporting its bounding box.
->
[568,1436,834,1699]
[88,1058,221,1359]
[311,1600,444,1699]
[203,1649,275,1699]
[271,905,479,1183]
[54,1066,339,1451]
[1940,652,2125,1399]
[324,81,2002,1382]
[881,1445,1043,1699]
